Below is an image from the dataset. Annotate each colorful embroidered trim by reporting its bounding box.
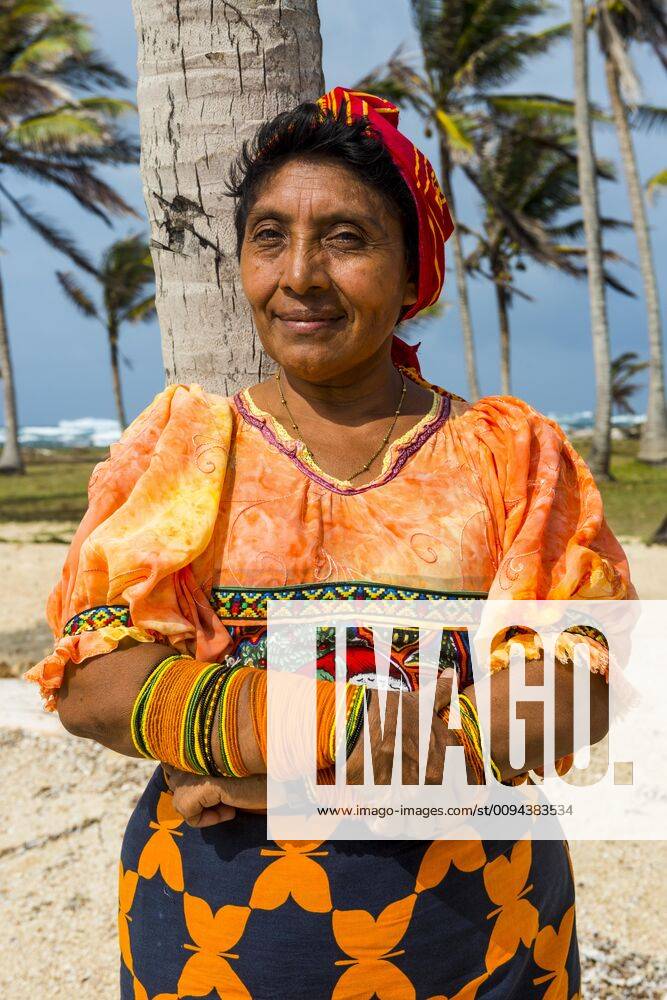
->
[62,584,486,638]
[209,581,486,621]
[63,604,131,635]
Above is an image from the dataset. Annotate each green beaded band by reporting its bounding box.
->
[345,684,366,760]
[216,664,248,778]
[458,692,502,782]
[183,661,224,775]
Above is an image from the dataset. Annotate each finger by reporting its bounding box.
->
[187,805,236,828]
[172,789,208,823]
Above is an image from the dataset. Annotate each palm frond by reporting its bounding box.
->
[602,269,636,297]
[612,350,649,414]
[122,293,156,324]
[6,108,110,153]
[354,53,434,117]
[592,0,667,73]
[100,233,156,316]
[76,96,136,118]
[3,150,139,221]
[548,216,632,239]
[0,182,99,275]
[454,25,569,90]
[55,268,99,318]
[435,107,475,151]
[0,73,66,119]
[486,93,574,118]
[9,34,73,72]
[629,104,667,133]
[646,167,667,201]
[48,51,129,91]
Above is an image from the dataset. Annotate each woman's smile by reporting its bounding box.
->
[273,309,347,333]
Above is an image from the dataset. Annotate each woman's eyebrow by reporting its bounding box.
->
[246,206,385,231]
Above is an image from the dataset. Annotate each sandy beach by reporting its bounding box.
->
[1,523,666,998]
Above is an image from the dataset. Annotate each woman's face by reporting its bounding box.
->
[240,156,418,381]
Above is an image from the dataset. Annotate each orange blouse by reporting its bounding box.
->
[26,375,635,711]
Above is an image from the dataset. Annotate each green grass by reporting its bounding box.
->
[0,439,665,542]
[0,448,105,524]
[577,436,667,542]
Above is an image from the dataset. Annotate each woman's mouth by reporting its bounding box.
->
[275,313,345,333]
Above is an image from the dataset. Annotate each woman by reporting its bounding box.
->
[27,88,633,999]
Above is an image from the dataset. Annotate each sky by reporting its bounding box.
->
[2,0,666,426]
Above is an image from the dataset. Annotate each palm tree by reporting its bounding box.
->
[464,113,632,393]
[591,0,667,463]
[0,0,138,473]
[358,2,570,399]
[56,235,156,430]
[130,0,324,396]
[571,0,613,480]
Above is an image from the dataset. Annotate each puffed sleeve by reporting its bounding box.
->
[24,383,235,710]
[466,396,636,678]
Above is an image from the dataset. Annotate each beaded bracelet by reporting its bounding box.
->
[459,693,502,782]
[217,665,253,778]
[439,693,502,784]
[131,654,233,775]
[130,653,367,779]
[345,684,366,759]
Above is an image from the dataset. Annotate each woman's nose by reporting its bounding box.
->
[279,238,329,295]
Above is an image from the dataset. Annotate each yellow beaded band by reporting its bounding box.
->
[439,692,502,784]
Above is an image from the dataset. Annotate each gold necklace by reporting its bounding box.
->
[275,368,408,482]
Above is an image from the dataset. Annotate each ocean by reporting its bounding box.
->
[0,410,646,449]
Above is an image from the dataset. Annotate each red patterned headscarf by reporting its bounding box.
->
[316,86,454,374]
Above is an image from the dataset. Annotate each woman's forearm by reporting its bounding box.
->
[462,658,609,781]
[58,643,607,789]
[56,640,176,756]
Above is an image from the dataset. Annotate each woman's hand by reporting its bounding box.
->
[162,766,268,827]
[347,669,456,785]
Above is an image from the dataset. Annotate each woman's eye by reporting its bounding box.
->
[253,227,283,242]
[329,230,363,245]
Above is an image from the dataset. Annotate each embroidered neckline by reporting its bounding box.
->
[233,367,451,495]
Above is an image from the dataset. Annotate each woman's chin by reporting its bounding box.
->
[265,335,361,381]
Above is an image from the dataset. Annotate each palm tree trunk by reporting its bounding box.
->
[0,263,23,474]
[108,323,128,431]
[604,56,667,464]
[131,0,324,394]
[571,0,612,480]
[494,272,511,396]
[439,138,480,400]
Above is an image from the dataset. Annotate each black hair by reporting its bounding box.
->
[226,101,419,283]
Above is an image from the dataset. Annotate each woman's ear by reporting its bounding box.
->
[402,278,418,308]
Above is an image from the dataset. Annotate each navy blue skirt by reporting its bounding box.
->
[119,765,580,999]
